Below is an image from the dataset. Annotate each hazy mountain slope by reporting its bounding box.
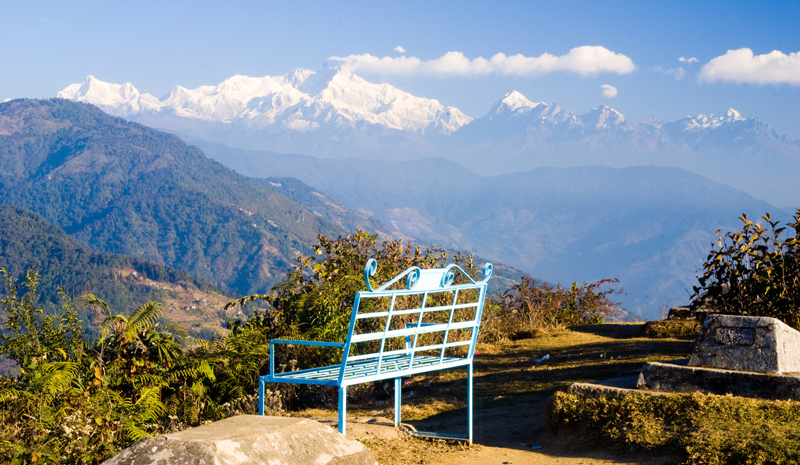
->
[453,166,785,316]
[193,141,788,318]
[193,139,481,248]
[249,176,405,239]
[0,99,350,295]
[0,205,237,338]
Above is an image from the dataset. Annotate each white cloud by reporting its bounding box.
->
[394,46,407,54]
[679,57,698,64]
[668,67,685,80]
[327,46,636,77]
[655,66,686,80]
[601,84,618,98]
[699,48,800,85]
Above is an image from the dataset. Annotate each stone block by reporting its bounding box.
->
[102,415,377,465]
[637,361,800,400]
[667,306,693,320]
[689,314,800,374]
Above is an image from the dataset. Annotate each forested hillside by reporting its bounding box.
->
[0,205,240,338]
[0,99,349,295]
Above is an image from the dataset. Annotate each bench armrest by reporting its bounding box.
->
[271,339,345,348]
[269,339,345,376]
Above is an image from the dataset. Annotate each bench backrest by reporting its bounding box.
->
[338,259,492,383]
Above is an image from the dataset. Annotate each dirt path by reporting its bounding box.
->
[314,399,674,465]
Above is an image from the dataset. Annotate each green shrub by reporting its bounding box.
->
[227,231,479,365]
[547,390,800,465]
[693,210,800,328]
[481,277,622,341]
[0,268,276,464]
[640,320,701,338]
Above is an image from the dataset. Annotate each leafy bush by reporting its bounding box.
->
[0,268,275,464]
[481,277,622,341]
[548,390,800,465]
[227,231,479,363]
[693,210,800,328]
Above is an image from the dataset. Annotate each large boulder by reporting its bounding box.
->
[102,415,377,465]
[689,314,800,374]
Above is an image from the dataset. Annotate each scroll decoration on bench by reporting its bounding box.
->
[363,258,493,292]
[261,259,493,443]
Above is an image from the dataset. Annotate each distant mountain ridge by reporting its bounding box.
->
[58,72,799,206]
[445,93,799,207]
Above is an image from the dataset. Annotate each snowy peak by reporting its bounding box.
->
[160,74,303,122]
[498,91,540,113]
[486,91,544,119]
[57,76,162,116]
[680,108,749,131]
[278,68,316,88]
[580,105,626,129]
[58,68,472,135]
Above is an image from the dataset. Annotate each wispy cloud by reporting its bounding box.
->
[327,46,635,77]
[394,46,407,54]
[699,48,800,85]
[655,66,685,80]
[600,84,618,98]
[679,57,698,64]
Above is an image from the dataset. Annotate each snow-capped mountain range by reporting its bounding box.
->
[59,69,471,135]
[58,69,799,206]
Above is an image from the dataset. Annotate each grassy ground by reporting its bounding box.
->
[287,323,698,464]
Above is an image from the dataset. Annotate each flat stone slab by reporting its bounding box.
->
[689,314,800,374]
[637,361,800,400]
[102,415,377,465]
[569,382,671,399]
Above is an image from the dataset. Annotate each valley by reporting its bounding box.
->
[195,140,786,319]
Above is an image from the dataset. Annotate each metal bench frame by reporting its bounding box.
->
[259,259,492,443]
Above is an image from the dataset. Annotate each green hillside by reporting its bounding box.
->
[0,205,241,338]
[0,99,348,295]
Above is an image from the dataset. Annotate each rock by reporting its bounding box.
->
[102,415,377,465]
[667,306,693,320]
[689,314,800,374]
[637,360,800,400]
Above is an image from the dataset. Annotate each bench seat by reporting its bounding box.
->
[266,354,470,386]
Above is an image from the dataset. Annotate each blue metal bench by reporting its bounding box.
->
[258,259,492,443]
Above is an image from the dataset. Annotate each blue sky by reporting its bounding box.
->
[3,0,799,137]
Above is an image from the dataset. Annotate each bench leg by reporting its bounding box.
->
[468,363,473,444]
[338,386,347,435]
[394,377,402,428]
[258,378,264,416]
